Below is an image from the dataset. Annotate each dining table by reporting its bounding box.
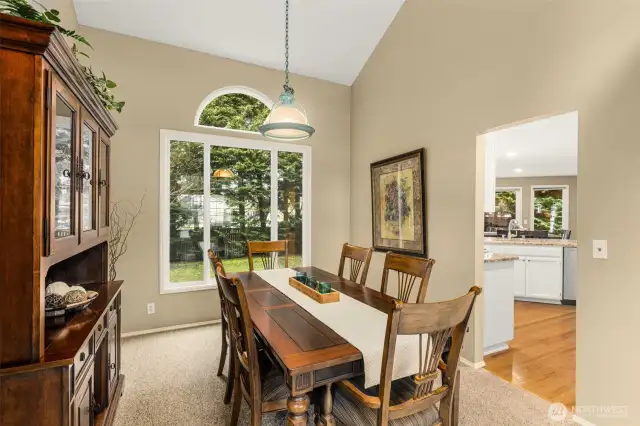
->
[231,266,397,426]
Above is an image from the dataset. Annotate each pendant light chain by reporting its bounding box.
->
[283,0,293,95]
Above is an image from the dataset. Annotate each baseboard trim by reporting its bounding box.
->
[572,415,597,426]
[122,320,221,338]
[460,357,486,369]
[484,343,509,356]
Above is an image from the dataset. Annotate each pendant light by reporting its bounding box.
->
[212,168,234,178]
[259,0,315,141]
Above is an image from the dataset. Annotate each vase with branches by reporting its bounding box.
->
[109,194,145,282]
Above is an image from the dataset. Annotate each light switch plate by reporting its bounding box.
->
[593,240,608,259]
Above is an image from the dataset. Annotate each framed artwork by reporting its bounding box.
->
[370,149,427,256]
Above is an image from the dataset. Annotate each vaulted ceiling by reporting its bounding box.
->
[74,0,405,85]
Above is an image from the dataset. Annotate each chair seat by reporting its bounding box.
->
[261,366,290,402]
[334,376,441,426]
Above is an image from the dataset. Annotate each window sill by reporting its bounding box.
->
[161,282,217,295]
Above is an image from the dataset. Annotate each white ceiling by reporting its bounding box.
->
[73,0,405,85]
[486,111,579,178]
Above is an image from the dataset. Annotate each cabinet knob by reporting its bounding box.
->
[110,362,116,370]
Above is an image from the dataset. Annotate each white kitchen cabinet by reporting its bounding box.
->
[525,256,563,300]
[484,242,564,303]
[513,258,527,297]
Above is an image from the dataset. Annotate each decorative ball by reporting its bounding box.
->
[45,293,65,309]
[64,289,87,305]
[67,285,87,295]
[46,281,70,297]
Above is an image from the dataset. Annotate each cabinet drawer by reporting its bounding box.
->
[74,336,94,383]
[94,314,107,346]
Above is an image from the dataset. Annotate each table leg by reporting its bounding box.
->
[287,393,310,426]
[314,384,336,426]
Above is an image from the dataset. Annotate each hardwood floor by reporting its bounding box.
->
[484,301,576,408]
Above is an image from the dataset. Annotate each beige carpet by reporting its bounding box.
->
[114,325,573,425]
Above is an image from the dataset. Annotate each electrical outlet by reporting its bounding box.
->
[147,303,155,314]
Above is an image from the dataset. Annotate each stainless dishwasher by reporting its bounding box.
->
[563,247,577,305]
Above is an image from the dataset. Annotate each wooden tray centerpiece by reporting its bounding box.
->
[288,277,340,304]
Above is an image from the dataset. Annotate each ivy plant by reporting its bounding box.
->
[0,0,125,112]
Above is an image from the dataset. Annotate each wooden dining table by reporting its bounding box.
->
[231,266,396,426]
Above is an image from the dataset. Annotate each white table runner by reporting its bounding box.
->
[255,269,421,389]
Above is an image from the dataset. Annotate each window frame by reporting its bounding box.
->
[159,129,312,294]
[193,86,274,136]
[530,185,569,233]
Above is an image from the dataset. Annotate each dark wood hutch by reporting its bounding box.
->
[0,14,124,426]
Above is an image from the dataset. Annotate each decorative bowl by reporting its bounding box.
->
[44,290,99,317]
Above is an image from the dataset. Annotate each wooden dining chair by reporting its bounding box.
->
[247,240,289,271]
[207,249,235,405]
[338,243,373,286]
[380,252,435,303]
[333,286,482,426]
[215,264,290,426]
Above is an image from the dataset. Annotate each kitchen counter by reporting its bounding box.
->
[485,237,577,248]
[484,253,519,263]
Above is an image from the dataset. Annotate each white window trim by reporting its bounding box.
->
[530,185,569,232]
[193,86,274,136]
[495,187,523,224]
[159,129,312,294]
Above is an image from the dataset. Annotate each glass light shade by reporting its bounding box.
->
[212,168,234,178]
[260,93,315,141]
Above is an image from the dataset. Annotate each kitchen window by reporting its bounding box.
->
[531,185,569,236]
[159,130,311,294]
[484,187,522,231]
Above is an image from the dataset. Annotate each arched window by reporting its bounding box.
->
[194,86,273,133]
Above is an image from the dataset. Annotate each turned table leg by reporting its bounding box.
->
[314,384,336,426]
[287,393,310,426]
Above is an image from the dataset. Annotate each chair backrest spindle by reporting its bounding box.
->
[247,240,289,271]
[337,243,373,286]
[381,252,435,303]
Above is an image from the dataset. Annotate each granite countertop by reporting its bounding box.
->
[484,253,520,263]
[485,237,577,248]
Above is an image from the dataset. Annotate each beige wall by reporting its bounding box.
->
[351,0,640,423]
[79,26,351,334]
[496,176,578,239]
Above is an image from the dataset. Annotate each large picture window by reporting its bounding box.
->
[160,130,311,294]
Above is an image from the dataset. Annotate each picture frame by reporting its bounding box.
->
[370,148,427,256]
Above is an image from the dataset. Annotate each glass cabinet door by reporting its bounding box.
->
[98,135,110,235]
[49,83,81,254]
[80,112,98,241]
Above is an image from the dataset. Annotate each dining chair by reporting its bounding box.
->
[207,249,235,404]
[338,243,373,286]
[380,252,435,303]
[216,264,290,426]
[247,240,289,271]
[333,286,482,426]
